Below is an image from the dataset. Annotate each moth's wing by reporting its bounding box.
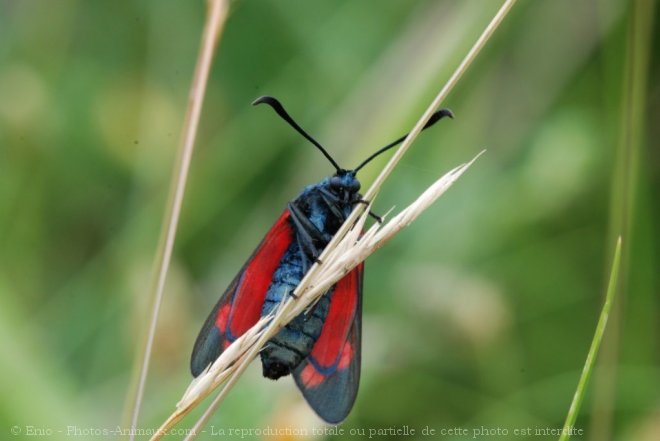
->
[292,264,363,423]
[190,211,294,377]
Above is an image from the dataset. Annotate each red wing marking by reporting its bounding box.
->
[223,211,293,340]
[215,304,231,331]
[337,341,353,370]
[292,264,363,424]
[309,265,361,369]
[300,364,325,387]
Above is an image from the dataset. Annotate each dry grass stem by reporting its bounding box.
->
[126,1,229,439]
[361,0,516,204]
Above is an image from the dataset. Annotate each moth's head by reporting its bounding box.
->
[329,170,361,202]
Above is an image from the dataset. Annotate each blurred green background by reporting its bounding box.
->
[1,0,658,440]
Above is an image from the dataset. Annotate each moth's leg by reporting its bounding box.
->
[287,202,324,263]
[318,188,345,221]
[296,235,313,274]
[352,198,383,223]
[283,235,317,301]
[368,211,383,223]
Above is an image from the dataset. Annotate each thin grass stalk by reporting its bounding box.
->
[361,0,517,204]
[125,1,229,439]
[590,1,654,439]
[559,237,622,441]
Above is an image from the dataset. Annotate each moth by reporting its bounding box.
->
[191,96,452,423]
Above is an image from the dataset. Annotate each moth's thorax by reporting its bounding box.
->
[293,172,361,240]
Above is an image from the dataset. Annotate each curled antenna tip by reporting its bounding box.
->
[251,95,342,172]
[252,95,279,107]
[351,107,454,173]
[426,108,454,126]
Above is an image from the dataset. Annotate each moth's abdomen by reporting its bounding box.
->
[260,296,331,379]
[260,242,331,379]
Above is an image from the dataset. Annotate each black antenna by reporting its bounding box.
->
[253,96,341,172]
[352,108,454,173]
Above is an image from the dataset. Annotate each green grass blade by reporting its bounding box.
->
[559,236,623,441]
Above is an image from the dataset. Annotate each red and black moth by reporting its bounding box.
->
[191,97,452,423]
